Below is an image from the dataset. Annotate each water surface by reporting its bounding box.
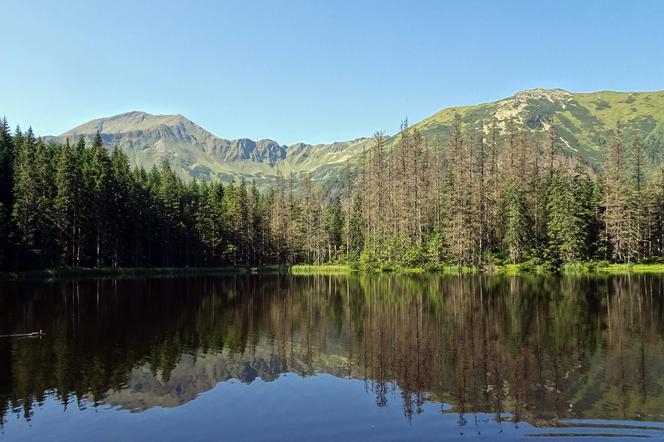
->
[1,274,664,440]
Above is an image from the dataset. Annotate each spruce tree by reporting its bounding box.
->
[348,194,365,261]
[0,118,13,267]
[11,129,51,267]
[546,166,594,263]
[0,117,14,214]
[158,160,183,266]
[0,201,5,268]
[54,140,83,267]
[324,197,344,262]
[503,181,530,263]
[84,132,114,267]
[248,180,264,264]
[109,146,132,267]
[603,130,633,262]
[631,135,645,260]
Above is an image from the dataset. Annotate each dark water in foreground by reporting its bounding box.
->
[1,274,664,441]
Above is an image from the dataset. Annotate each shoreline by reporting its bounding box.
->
[0,265,285,281]
[3,262,664,281]
[289,262,664,275]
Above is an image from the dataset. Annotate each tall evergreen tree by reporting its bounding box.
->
[348,194,365,261]
[0,118,14,267]
[158,160,183,266]
[631,135,646,260]
[324,197,344,262]
[503,181,531,263]
[55,139,84,266]
[109,146,133,267]
[546,166,595,263]
[603,129,634,262]
[0,118,14,213]
[10,129,53,267]
[84,132,114,267]
[444,115,475,265]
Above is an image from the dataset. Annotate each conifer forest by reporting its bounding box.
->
[0,115,662,272]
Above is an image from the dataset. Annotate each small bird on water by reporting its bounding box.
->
[0,329,45,338]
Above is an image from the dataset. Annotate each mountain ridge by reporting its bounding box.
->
[45,111,373,185]
[44,88,664,186]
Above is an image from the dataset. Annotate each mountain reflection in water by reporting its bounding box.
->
[1,274,664,438]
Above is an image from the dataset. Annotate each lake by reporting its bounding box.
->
[1,274,664,440]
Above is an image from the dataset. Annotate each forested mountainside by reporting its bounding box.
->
[44,89,664,186]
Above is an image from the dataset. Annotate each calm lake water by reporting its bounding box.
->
[1,274,664,441]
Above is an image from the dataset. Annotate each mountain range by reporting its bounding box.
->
[45,88,664,187]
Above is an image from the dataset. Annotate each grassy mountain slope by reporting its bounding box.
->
[412,88,664,165]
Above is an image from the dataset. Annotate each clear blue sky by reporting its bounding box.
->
[2,0,663,144]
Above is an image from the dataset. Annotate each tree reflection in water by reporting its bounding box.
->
[1,274,664,427]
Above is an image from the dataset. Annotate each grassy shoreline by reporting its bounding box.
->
[289,262,664,275]
[289,264,354,274]
[592,263,664,273]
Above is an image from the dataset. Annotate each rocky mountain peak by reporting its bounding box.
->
[513,88,572,101]
[58,111,203,138]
